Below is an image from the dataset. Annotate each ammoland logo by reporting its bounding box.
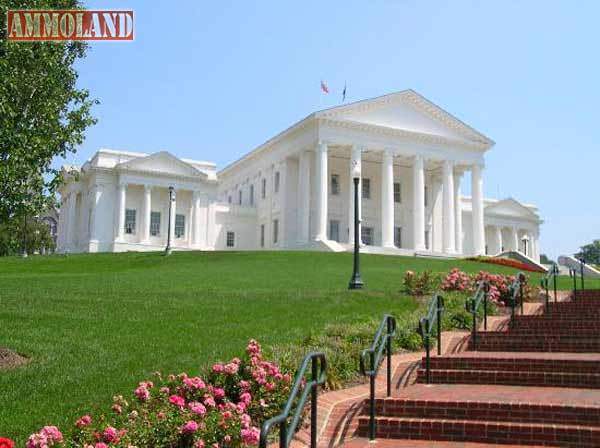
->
[7,10,134,41]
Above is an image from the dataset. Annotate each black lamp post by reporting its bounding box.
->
[348,176,364,290]
[165,186,175,256]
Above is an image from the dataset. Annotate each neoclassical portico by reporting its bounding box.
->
[291,142,486,256]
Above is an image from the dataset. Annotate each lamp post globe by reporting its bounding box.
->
[348,175,364,290]
[165,186,175,256]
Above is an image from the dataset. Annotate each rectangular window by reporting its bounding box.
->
[238,190,243,205]
[331,174,340,195]
[425,230,430,250]
[260,224,265,248]
[228,195,232,204]
[274,171,280,193]
[273,219,279,244]
[394,182,401,203]
[226,231,235,248]
[329,220,340,242]
[394,226,402,248]
[261,178,266,199]
[362,178,371,199]
[361,226,374,245]
[175,214,185,238]
[125,209,136,234]
[250,185,254,206]
[424,186,429,207]
[150,211,161,236]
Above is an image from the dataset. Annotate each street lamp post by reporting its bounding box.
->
[165,186,175,256]
[348,175,364,290]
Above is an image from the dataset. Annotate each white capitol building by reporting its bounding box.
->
[56,90,543,260]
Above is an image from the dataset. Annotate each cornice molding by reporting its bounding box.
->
[318,117,487,151]
[317,90,494,147]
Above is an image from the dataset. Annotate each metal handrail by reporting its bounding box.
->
[417,294,445,384]
[540,263,559,311]
[359,314,397,441]
[578,257,586,292]
[259,352,327,448]
[466,281,489,349]
[509,272,526,327]
[569,268,578,299]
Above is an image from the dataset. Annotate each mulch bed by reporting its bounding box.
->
[0,347,29,369]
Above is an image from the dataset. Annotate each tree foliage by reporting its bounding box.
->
[0,0,97,228]
[576,240,600,265]
[0,216,55,256]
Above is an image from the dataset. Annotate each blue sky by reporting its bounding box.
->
[71,0,599,259]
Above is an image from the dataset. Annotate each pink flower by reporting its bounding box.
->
[184,376,206,390]
[212,363,225,373]
[241,413,251,429]
[213,387,225,400]
[95,444,108,448]
[241,426,260,445]
[102,426,118,443]
[224,362,239,375]
[134,385,150,401]
[112,404,122,414]
[189,401,207,416]
[160,386,170,394]
[181,420,199,434]
[76,415,92,428]
[26,426,63,448]
[169,394,186,408]
[203,395,216,407]
[239,392,252,405]
[194,441,206,448]
[239,380,250,391]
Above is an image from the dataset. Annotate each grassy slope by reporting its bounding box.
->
[0,251,596,439]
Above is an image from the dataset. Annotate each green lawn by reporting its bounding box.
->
[0,251,596,440]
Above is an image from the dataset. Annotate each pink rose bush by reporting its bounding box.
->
[27,340,293,447]
[442,269,528,306]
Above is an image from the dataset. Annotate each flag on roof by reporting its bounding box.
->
[320,80,329,94]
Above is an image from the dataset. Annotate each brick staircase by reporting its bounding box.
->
[350,289,600,447]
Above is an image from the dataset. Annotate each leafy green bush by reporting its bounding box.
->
[402,270,441,296]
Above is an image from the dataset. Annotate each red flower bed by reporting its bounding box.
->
[467,256,545,273]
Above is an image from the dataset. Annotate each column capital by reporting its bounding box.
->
[382,148,395,160]
[317,141,328,152]
[144,184,152,192]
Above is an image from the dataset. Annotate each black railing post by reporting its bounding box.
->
[369,350,376,441]
[542,278,549,313]
[279,425,287,448]
[483,282,489,331]
[386,317,392,397]
[310,357,318,448]
[510,286,516,328]
[436,296,442,356]
[424,318,431,384]
[571,268,577,299]
[519,280,524,315]
[469,298,477,349]
[553,266,558,303]
[580,259,585,292]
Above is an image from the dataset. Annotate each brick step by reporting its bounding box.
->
[474,331,600,338]
[357,416,600,447]
[518,313,600,320]
[548,300,600,307]
[373,394,600,425]
[415,368,600,389]
[512,319,600,329]
[468,335,600,352]
[421,353,600,373]
[343,439,552,448]
[542,311,600,318]
[502,328,600,337]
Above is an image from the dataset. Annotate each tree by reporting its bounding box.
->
[576,240,600,265]
[0,0,97,252]
[0,217,55,256]
[539,254,553,265]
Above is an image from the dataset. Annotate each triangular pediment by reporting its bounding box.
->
[316,90,493,147]
[116,151,207,179]
[485,198,539,220]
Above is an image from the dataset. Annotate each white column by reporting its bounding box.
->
[412,155,426,251]
[348,145,362,244]
[454,171,463,254]
[192,192,201,247]
[116,183,126,242]
[89,186,102,242]
[297,150,311,243]
[315,142,328,241]
[169,189,177,245]
[381,150,395,248]
[141,185,151,243]
[471,164,485,255]
[67,192,77,248]
[494,226,503,254]
[511,227,519,252]
[442,160,456,254]
[188,192,195,247]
